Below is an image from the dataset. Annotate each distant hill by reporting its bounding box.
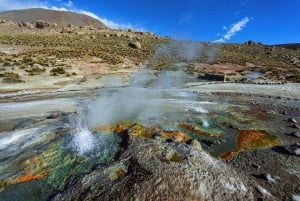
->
[0,8,107,28]
[274,43,300,50]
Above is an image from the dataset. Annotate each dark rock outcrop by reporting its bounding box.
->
[35,20,51,28]
[198,73,225,81]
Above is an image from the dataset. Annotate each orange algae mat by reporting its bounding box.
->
[222,130,278,160]
[13,156,48,184]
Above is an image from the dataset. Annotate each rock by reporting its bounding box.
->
[292,124,300,129]
[291,57,299,64]
[35,20,51,29]
[291,131,300,138]
[21,21,30,27]
[251,163,260,169]
[263,173,276,182]
[13,118,35,130]
[46,111,68,119]
[288,118,297,123]
[114,33,121,37]
[257,185,272,197]
[198,73,225,81]
[61,26,73,33]
[164,148,183,163]
[28,24,34,29]
[129,41,142,49]
[285,143,300,155]
[52,135,255,201]
[190,139,202,150]
[268,110,276,115]
[292,195,300,201]
[104,163,128,181]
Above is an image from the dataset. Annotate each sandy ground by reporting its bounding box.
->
[1,79,300,103]
[186,82,300,99]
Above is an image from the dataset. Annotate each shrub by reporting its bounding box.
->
[26,66,46,76]
[0,72,24,83]
[50,67,66,76]
[2,61,10,66]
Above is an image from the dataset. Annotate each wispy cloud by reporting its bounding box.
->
[214,17,251,43]
[178,11,194,25]
[0,0,48,11]
[0,0,143,30]
[240,0,249,6]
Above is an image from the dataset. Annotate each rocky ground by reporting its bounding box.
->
[0,81,299,201]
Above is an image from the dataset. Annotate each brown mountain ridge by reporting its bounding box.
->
[0,8,107,28]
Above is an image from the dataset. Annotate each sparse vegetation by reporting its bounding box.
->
[25,65,46,76]
[0,29,299,83]
[0,33,167,65]
[0,72,24,83]
[50,67,66,76]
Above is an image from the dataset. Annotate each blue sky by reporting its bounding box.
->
[0,0,299,44]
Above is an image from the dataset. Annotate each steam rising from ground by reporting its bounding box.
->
[73,40,221,155]
[87,40,221,127]
[87,70,191,127]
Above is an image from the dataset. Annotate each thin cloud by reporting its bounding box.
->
[0,0,143,30]
[240,0,249,6]
[178,11,194,25]
[234,10,241,16]
[214,17,251,43]
[64,0,73,8]
[0,0,48,11]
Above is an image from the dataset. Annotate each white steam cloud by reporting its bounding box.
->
[86,41,218,128]
[214,17,251,43]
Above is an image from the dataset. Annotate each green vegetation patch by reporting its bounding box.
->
[0,72,24,83]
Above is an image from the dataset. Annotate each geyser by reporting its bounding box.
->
[72,110,95,156]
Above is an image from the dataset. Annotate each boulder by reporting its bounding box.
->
[285,143,300,156]
[198,73,225,81]
[292,131,300,138]
[35,20,51,29]
[28,24,34,29]
[291,57,299,64]
[61,26,73,33]
[21,21,29,26]
[288,118,298,123]
[129,41,142,49]
[190,139,202,150]
[21,21,34,29]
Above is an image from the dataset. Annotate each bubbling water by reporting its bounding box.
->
[72,126,95,156]
[72,110,96,156]
[202,119,210,128]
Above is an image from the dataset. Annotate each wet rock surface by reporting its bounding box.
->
[52,135,255,201]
